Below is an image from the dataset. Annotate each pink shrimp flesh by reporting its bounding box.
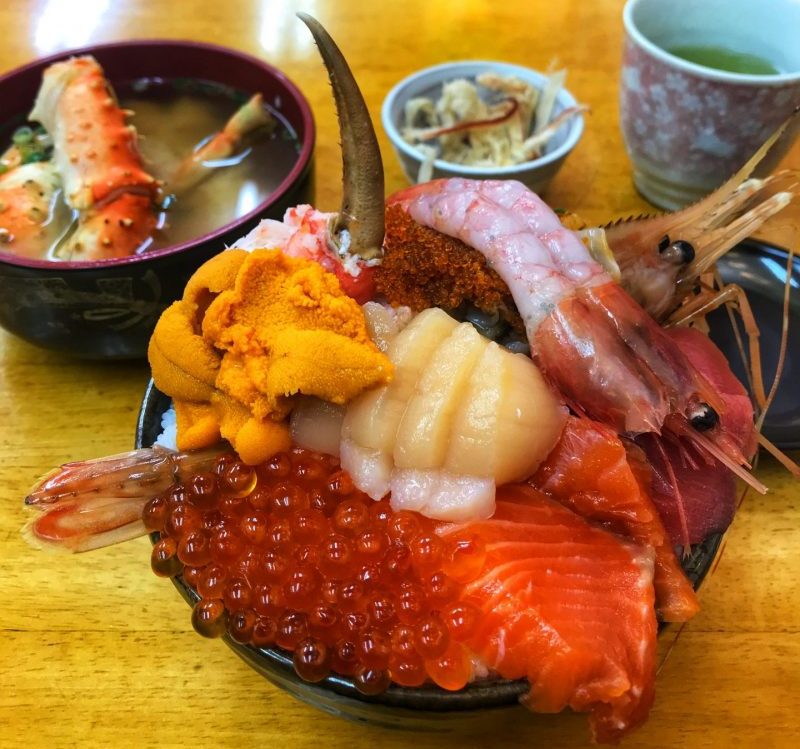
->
[388,178,762,492]
[23,446,222,552]
[391,179,608,331]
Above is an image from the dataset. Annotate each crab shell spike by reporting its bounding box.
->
[297,12,385,260]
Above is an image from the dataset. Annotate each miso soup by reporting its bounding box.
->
[122,80,302,252]
[0,77,301,262]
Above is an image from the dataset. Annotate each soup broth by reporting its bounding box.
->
[123,83,301,253]
[0,79,300,262]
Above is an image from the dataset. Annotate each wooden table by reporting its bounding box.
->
[1,0,798,746]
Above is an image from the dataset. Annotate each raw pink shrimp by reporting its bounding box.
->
[24,446,223,552]
[388,178,764,492]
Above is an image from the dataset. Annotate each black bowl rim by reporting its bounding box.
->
[712,239,800,450]
[136,378,723,710]
[0,38,315,271]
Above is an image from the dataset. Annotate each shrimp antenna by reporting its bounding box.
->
[297,12,385,260]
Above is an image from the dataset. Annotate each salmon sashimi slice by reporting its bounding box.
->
[440,484,657,743]
[532,416,700,623]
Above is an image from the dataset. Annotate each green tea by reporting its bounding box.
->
[667,44,780,75]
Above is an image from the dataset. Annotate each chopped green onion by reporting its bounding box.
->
[12,126,34,145]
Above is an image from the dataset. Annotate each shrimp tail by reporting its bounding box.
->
[23,446,223,553]
[23,495,150,553]
[26,446,181,506]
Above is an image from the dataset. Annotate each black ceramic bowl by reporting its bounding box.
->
[136,381,722,728]
[0,40,314,359]
[709,239,800,450]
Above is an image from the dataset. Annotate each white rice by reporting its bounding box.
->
[153,406,178,450]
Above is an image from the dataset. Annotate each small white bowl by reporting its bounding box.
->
[381,60,584,194]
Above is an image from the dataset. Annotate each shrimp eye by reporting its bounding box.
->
[659,238,695,265]
[689,403,719,431]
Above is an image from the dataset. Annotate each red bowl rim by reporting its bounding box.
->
[0,38,315,271]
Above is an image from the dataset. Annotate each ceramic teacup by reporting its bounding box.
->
[620,0,800,210]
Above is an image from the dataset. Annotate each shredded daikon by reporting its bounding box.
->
[401,69,586,170]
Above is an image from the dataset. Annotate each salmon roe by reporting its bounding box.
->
[144,447,482,693]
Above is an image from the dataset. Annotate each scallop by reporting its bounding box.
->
[341,308,457,453]
[393,323,488,469]
[341,308,567,520]
[447,342,565,483]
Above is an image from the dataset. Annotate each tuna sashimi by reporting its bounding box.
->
[532,416,700,622]
[638,433,737,547]
[441,484,657,743]
[667,326,756,458]
[637,327,754,547]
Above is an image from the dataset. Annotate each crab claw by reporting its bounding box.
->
[297,12,385,260]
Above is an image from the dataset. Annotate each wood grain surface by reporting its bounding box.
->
[1,1,798,747]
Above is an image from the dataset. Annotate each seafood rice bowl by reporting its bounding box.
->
[21,14,799,744]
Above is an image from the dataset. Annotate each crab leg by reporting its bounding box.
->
[28,55,161,260]
[167,93,276,194]
[297,12,385,260]
[29,56,159,210]
[0,161,64,258]
[229,15,387,301]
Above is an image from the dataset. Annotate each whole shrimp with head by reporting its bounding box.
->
[385,163,796,496]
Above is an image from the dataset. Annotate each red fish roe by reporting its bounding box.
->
[151,536,182,578]
[294,637,331,682]
[146,447,483,693]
